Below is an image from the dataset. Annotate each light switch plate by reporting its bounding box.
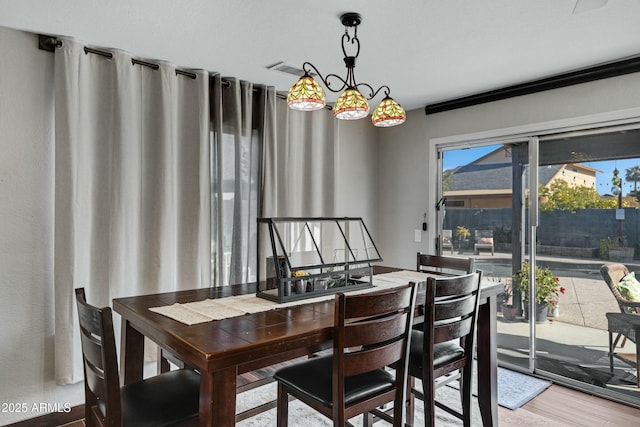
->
[414,229,422,242]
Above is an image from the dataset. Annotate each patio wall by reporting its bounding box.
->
[444,207,640,258]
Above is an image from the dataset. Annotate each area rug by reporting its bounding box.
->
[497,367,552,410]
[236,381,484,426]
[235,368,551,425]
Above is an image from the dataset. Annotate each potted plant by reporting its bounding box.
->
[514,262,565,323]
[499,282,518,321]
[456,225,471,252]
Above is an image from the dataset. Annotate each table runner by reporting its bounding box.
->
[149,270,430,325]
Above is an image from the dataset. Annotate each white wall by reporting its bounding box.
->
[376,72,640,270]
[0,28,84,424]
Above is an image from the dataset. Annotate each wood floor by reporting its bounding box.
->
[9,383,640,426]
[508,384,640,427]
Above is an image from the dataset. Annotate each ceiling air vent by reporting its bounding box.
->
[266,61,309,77]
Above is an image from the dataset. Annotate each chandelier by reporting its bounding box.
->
[286,12,406,127]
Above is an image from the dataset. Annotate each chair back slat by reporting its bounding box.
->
[344,339,405,377]
[416,253,474,275]
[344,311,409,349]
[433,316,474,343]
[79,329,105,371]
[84,360,108,402]
[434,276,478,298]
[344,287,413,319]
[435,295,477,320]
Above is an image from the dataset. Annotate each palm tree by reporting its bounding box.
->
[625,166,640,195]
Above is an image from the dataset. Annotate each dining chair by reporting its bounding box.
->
[406,271,482,427]
[416,252,475,275]
[273,283,417,427]
[75,288,201,427]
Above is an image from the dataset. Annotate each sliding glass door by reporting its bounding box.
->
[439,141,532,372]
[439,130,640,406]
[533,129,640,405]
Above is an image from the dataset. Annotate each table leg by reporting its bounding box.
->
[200,366,237,426]
[119,318,144,385]
[477,295,498,427]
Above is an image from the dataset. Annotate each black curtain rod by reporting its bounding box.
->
[40,35,284,96]
[40,35,198,79]
[425,55,640,115]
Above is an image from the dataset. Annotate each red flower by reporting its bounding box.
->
[560,287,566,294]
[554,277,560,282]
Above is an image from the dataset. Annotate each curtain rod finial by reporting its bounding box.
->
[38,35,62,52]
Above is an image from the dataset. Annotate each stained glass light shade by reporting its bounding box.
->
[333,88,370,120]
[287,75,326,111]
[371,97,406,127]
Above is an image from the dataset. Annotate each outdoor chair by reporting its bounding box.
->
[600,264,640,385]
[441,229,453,254]
[405,271,483,427]
[273,283,417,427]
[474,230,494,255]
[75,288,201,427]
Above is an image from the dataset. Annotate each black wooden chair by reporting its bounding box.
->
[416,252,475,276]
[273,283,417,427]
[406,271,482,427]
[75,288,201,427]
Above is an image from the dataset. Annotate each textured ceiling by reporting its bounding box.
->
[1,0,639,112]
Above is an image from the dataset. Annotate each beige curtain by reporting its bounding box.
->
[262,99,337,218]
[54,38,210,384]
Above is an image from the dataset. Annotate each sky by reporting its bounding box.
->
[442,144,640,195]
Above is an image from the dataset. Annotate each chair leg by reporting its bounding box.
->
[609,330,614,372]
[424,377,436,427]
[461,366,473,427]
[277,383,289,427]
[362,412,373,427]
[636,341,640,388]
[405,376,415,427]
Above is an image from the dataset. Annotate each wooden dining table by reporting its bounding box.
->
[113,266,502,426]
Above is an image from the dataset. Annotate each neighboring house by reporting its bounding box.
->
[444,146,599,208]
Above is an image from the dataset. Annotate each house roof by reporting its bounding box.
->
[448,162,563,192]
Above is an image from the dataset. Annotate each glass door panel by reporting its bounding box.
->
[533,130,640,404]
[439,143,531,370]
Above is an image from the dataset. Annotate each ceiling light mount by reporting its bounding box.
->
[286,12,406,127]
